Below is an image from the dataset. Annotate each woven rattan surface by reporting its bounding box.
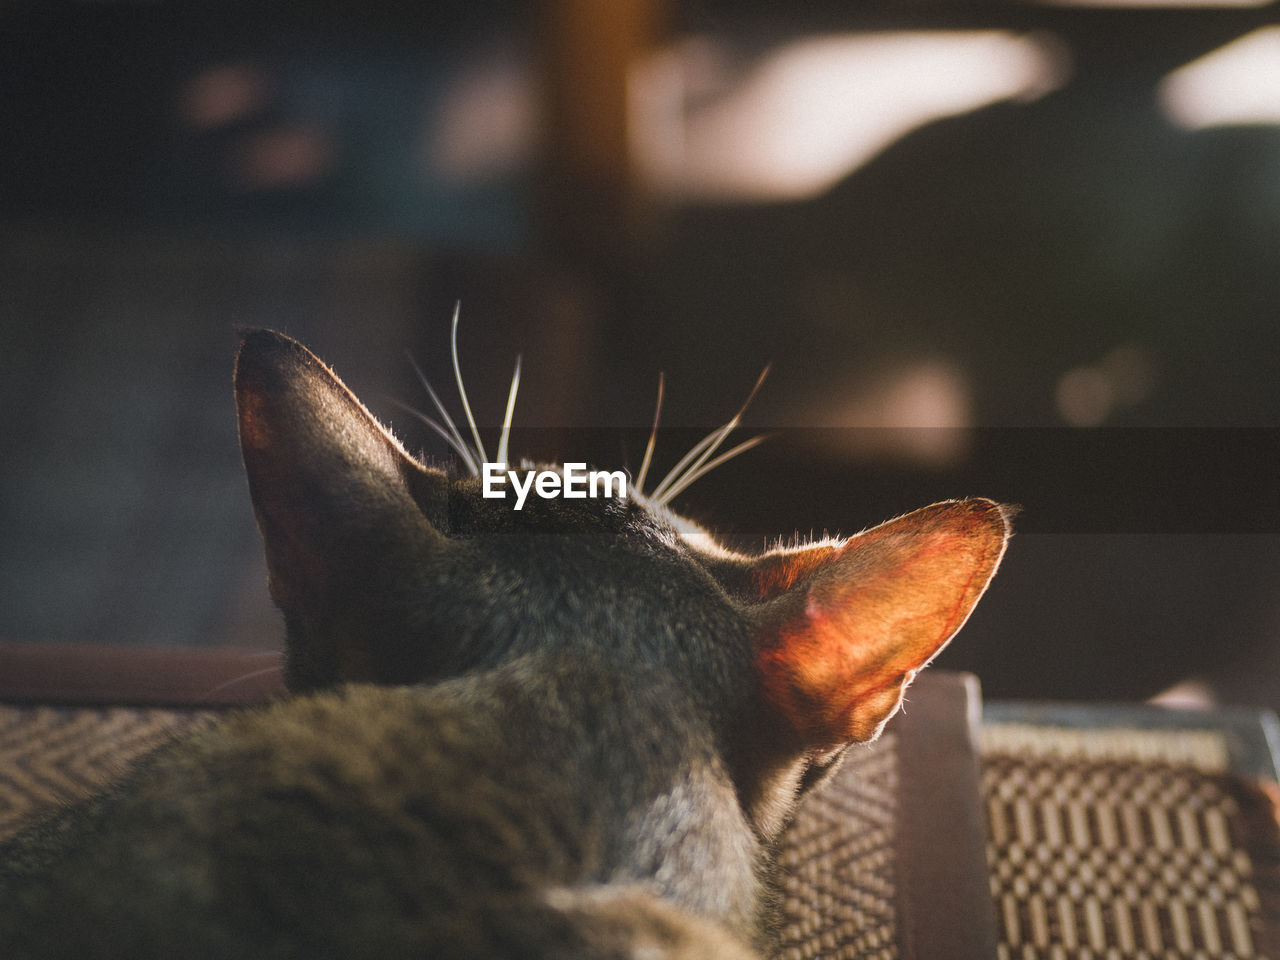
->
[776,735,899,960]
[0,704,214,840]
[982,723,1280,960]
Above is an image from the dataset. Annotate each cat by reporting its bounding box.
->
[0,328,1011,958]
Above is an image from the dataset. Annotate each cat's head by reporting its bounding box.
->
[235,328,1010,832]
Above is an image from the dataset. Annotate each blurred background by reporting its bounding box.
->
[2,0,1279,706]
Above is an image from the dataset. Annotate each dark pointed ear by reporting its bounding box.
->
[234,329,449,687]
[752,499,1011,748]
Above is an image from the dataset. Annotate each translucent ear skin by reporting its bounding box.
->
[752,499,1012,747]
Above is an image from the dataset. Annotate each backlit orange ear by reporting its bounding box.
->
[753,499,1011,747]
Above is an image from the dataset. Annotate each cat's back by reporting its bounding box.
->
[1,653,761,959]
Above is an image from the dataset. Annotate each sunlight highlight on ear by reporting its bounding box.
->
[753,499,1011,747]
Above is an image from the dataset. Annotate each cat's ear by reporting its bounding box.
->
[752,499,1010,749]
[234,330,449,677]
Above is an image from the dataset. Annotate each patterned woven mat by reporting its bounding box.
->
[4,703,1280,959]
[0,705,215,840]
[776,734,899,960]
[982,721,1280,960]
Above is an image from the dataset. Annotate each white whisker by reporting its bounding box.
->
[649,427,723,502]
[650,365,770,503]
[635,372,664,495]
[200,665,283,699]
[451,302,489,465]
[656,422,736,501]
[405,353,479,475]
[389,399,482,473]
[496,354,522,467]
[401,308,764,499]
[655,433,770,505]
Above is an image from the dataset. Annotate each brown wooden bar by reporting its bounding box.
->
[0,642,286,707]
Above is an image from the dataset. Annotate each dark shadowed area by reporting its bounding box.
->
[3,0,1280,707]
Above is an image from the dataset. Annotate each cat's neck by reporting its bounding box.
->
[428,652,767,932]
